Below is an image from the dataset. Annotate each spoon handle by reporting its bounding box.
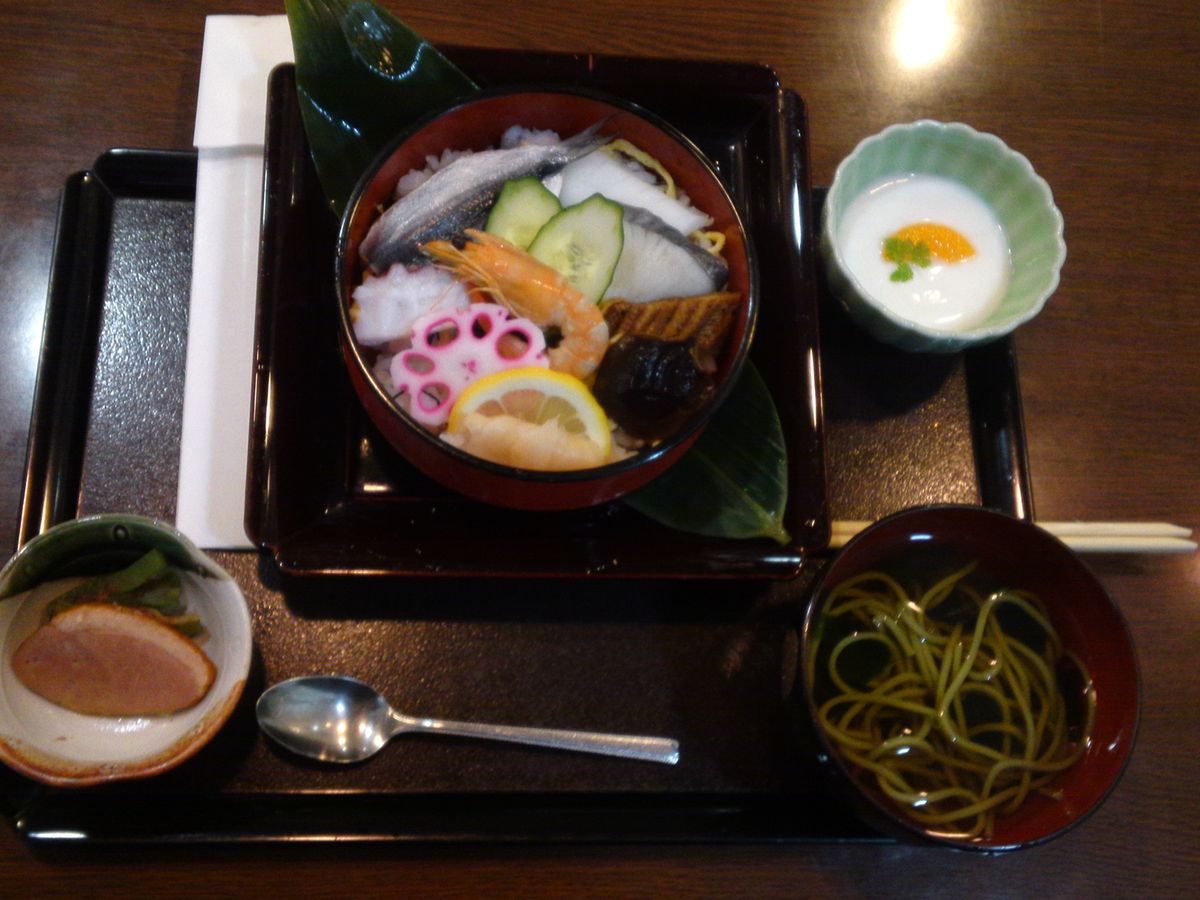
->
[395,714,680,764]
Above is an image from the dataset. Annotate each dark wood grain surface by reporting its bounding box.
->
[2,1,1197,896]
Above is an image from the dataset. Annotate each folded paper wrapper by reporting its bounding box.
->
[176,15,293,549]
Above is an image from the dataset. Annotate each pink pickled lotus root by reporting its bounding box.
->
[392,304,548,427]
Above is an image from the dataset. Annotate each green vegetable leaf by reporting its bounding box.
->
[285,0,478,216]
[623,362,791,544]
[882,236,932,282]
[882,236,906,261]
[44,549,169,620]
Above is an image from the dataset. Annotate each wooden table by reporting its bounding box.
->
[2,1,1197,895]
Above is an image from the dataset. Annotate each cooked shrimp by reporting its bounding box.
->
[421,229,608,380]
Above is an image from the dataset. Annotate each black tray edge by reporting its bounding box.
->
[11,790,881,846]
[769,89,830,545]
[246,61,825,579]
[17,150,198,552]
[964,340,1033,520]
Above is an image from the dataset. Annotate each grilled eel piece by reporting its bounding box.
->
[601,291,741,370]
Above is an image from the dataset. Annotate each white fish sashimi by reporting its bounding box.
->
[351,264,470,347]
[603,208,728,303]
[556,151,712,236]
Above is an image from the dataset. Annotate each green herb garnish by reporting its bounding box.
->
[883,237,932,282]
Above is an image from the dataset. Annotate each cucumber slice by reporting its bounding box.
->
[528,194,624,303]
[485,177,562,248]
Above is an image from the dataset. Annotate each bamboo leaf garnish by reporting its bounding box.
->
[285,0,478,216]
[623,362,791,544]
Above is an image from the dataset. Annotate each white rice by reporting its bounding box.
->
[373,350,398,396]
[500,125,561,148]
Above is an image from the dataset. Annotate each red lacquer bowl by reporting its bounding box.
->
[336,88,757,510]
[800,505,1140,851]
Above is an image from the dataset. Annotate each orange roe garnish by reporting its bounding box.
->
[888,223,976,263]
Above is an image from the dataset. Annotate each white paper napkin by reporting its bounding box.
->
[175,15,292,549]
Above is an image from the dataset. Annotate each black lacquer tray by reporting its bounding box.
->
[6,49,1030,845]
[248,59,826,578]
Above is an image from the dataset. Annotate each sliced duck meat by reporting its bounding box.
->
[12,602,215,716]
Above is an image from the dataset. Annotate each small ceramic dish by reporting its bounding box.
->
[799,505,1139,851]
[337,86,757,511]
[821,120,1065,352]
[0,515,252,787]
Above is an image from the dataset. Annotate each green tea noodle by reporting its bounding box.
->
[808,561,1096,840]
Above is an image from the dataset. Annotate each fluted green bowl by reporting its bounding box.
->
[821,120,1066,352]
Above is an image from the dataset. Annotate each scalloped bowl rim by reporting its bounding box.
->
[823,119,1066,346]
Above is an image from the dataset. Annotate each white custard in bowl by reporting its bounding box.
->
[837,174,1012,332]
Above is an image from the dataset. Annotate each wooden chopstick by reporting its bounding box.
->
[829,519,1197,554]
[1034,521,1193,538]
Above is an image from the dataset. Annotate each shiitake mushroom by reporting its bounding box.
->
[592,335,713,441]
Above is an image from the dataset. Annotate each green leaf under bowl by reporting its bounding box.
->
[623,362,791,545]
[285,0,478,216]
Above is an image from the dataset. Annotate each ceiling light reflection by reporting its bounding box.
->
[892,0,959,71]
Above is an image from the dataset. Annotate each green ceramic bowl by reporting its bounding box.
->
[821,120,1066,352]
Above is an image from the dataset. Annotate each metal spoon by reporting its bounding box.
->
[256,675,680,765]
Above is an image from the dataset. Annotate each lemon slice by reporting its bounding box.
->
[445,367,612,470]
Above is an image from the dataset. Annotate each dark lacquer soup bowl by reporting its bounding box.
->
[799,506,1140,851]
[337,87,757,510]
